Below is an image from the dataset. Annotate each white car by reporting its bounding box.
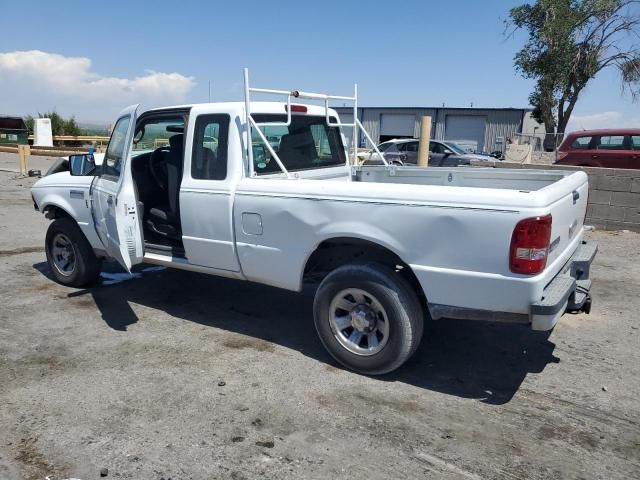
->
[359,138,495,166]
[31,80,596,375]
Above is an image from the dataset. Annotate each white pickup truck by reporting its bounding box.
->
[31,71,596,374]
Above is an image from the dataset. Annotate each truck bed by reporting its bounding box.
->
[355,165,567,191]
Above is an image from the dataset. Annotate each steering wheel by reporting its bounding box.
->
[149,146,170,190]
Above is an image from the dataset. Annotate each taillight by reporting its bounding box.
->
[510,215,552,274]
[557,150,569,161]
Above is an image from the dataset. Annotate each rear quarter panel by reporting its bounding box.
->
[233,171,589,314]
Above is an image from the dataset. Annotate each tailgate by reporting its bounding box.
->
[545,176,589,268]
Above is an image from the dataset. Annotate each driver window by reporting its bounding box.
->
[595,135,625,150]
[103,115,131,179]
[405,142,418,152]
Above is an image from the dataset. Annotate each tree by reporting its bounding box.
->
[23,115,34,134]
[508,0,640,149]
[62,115,82,137]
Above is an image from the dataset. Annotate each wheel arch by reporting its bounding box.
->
[302,236,426,306]
[38,193,80,222]
[42,203,73,220]
[38,196,104,254]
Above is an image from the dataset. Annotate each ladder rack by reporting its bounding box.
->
[242,67,389,178]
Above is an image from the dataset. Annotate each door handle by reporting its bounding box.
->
[591,154,599,158]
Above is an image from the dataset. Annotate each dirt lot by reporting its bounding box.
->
[1,157,639,480]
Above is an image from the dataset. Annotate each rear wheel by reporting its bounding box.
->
[45,217,102,287]
[313,263,424,375]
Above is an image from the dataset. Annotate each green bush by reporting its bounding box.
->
[23,111,82,136]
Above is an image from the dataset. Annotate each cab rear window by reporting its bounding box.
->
[250,114,346,174]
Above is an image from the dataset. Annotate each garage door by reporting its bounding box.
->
[380,114,415,137]
[445,115,487,152]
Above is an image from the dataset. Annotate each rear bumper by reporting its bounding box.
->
[426,240,598,331]
[530,239,597,330]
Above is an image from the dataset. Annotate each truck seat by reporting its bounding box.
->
[277,129,318,170]
[146,134,184,239]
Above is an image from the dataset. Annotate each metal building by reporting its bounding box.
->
[0,116,29,145]
[334,106,534,154]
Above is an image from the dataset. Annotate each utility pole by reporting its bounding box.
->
[417,116,432,167]
[208,81,212,102]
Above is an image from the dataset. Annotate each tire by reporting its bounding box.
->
[45,217,102,287]
[313,263,424,375]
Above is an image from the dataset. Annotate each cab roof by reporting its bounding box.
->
[145,101,339,118]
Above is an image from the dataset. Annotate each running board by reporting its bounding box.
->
[142,252,244,280]
[144,241,186,258]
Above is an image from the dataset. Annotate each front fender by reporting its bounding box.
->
[31,174,103,251]
[38,193,83,222]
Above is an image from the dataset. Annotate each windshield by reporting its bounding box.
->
[251,114,346,174]
[444,142,467,155]
[375,142,394,153]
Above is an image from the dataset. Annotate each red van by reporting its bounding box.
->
[555,129,640,169]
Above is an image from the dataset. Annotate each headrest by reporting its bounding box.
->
[169,133,184,151]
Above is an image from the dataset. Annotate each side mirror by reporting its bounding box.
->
[69,154,96,176]
[443,149,454,156]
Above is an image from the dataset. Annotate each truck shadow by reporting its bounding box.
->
[35,262,559,405]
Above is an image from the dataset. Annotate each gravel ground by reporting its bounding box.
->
[0,152,63,176]
[1,166,639,480]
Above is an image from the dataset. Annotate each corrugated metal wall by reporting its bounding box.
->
[361,108,437,144]
[335,107,526,152]
[335,110,355,149]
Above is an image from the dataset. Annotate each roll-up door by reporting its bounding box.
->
[445,115,487,152]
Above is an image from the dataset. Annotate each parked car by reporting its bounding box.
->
[31,75,596,375]
[360,138,494,166]
[556,129,640,169]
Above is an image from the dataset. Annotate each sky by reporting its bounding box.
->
[0,0,638,132]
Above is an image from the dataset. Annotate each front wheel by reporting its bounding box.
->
[313,263,424,375]
[45,217,102,287]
